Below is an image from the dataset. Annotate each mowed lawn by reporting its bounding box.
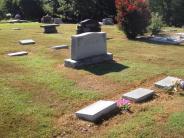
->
[0,23,184,138]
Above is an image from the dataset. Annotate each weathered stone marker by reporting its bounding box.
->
[40,24,59,33]
[122,88,154,102]
[8,51,28,56]
[76,19,101,34]
[102,18,114,25]
[155,76,181,89]
[64,32,113,68]
[75,100,117,122]
[19,39,35,45]
[51,45,68,50]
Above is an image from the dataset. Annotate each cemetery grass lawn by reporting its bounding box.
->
[0,23,184,138]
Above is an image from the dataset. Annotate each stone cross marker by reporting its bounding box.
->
[75,100,117,122]
[122,88,154,102]
[64,32,113,68]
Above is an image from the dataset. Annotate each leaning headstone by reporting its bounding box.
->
[19,39,35,45]
[155,76,181,90]
[51,45,68,50]
[75,100,117,122]
[76,19,101,34]
[64,32,113,68]
[122,88,154,102]
[102,18,114,25]
[40,24,59,33]
[8,51,28,57]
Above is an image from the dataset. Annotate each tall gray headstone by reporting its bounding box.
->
[64,32,113,68]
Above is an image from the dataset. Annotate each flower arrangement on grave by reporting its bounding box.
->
[115,0,151,39]
[171,79,184,92]
[116,98,131,111]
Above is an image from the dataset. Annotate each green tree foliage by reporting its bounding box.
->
[149,12,163,35]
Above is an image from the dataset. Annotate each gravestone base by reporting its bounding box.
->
[65,53,113,68]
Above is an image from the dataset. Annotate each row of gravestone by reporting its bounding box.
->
[75,76,182,122]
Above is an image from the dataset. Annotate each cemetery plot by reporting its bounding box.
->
[155,76,181,90]
[122,88,154,102]
[8,51,28,56]
[149,36,184,45]
[75,100,118,122]
[19,39,35,45]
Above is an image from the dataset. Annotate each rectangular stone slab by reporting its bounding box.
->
[155,76,181,89]
[122,88,154,102]
[19,39,35,45]
[51,45,68,50]
[8,51,28,56]
[75,100,117,122]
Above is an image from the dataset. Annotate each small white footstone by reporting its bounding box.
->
[155,76,181,89]
[51,45,68,49]
[8,51,28,56]
[75,100,117,122]
[19,39,35,45]
[123,88,154,102]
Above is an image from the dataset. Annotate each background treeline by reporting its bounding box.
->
[0,0,184,26]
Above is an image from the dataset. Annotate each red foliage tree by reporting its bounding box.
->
[116,0,151,39]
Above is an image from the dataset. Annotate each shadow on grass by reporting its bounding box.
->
[81,60,128,76]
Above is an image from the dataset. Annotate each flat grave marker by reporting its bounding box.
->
[155,76,181,90]
[19,39,35,45]
[122,88,154,102]
[51,45,68,50]
[8,51,28,57]
[75,100,117,122]
[12,28,21,30]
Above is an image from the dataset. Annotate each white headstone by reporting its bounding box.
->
[8,51,28,56]
[155,76,181,89]
[71,32,107,60]
[122,88,154,102]
[19,39,35,45]
[75,100,117,122]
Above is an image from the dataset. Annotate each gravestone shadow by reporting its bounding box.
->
[80,60,128,76]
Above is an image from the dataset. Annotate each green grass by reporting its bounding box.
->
[0,23,184,137]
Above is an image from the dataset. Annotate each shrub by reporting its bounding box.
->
[115,0,151,39]
[149,12,163,36]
